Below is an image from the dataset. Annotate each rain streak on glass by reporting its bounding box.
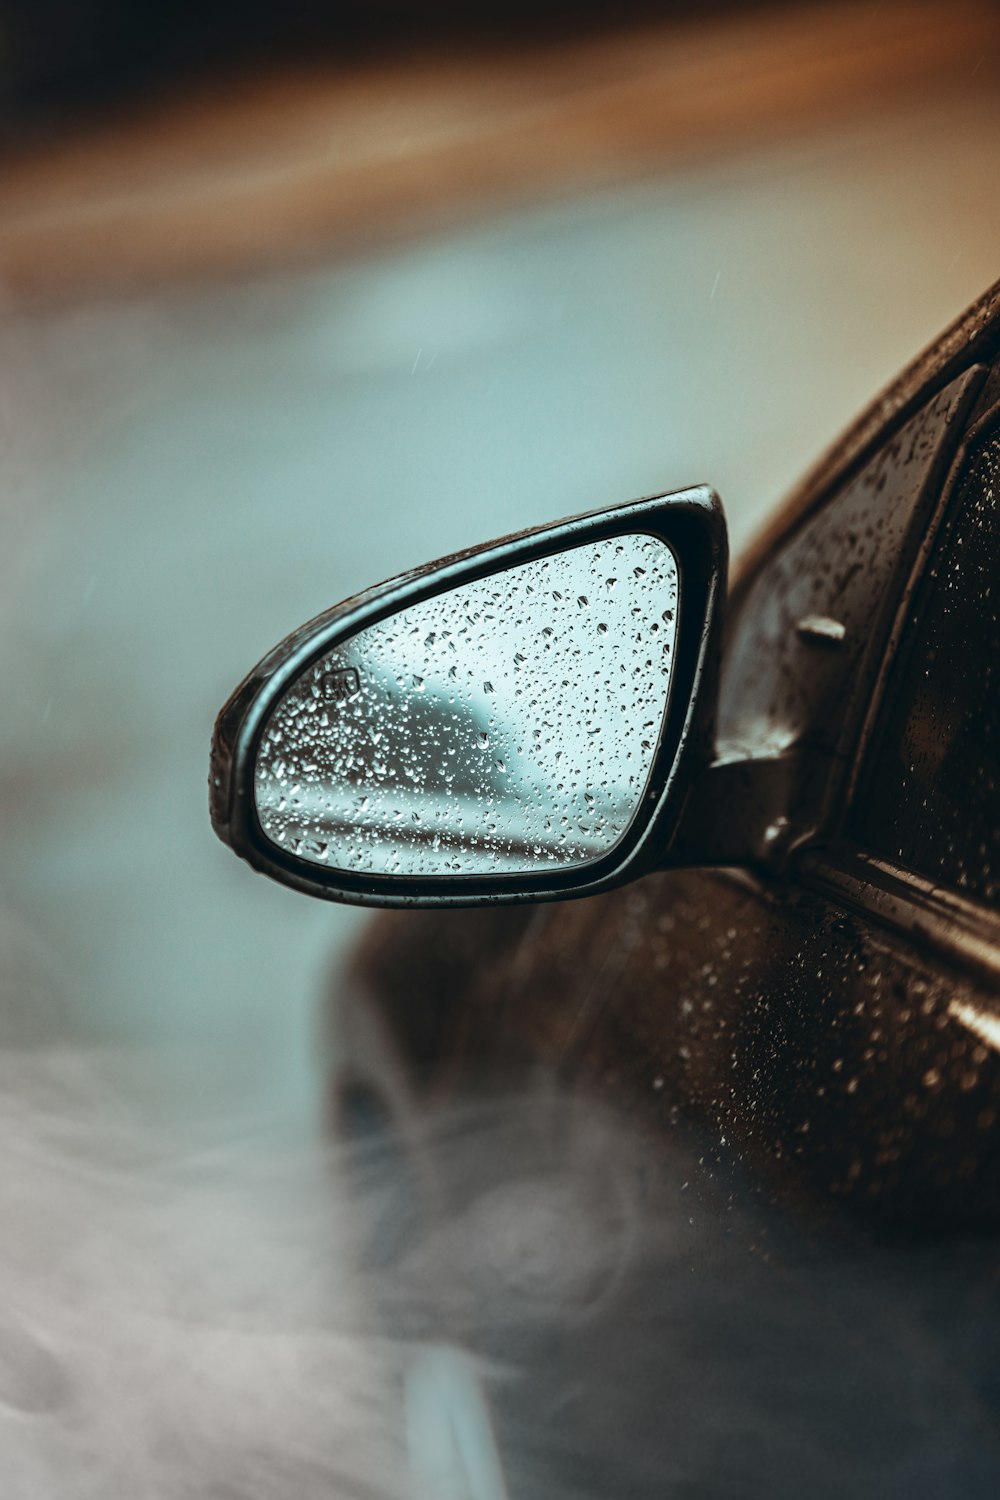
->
[254,534,679,877]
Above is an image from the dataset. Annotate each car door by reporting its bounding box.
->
[789,379,1000,1227]
[337,362,998,1228]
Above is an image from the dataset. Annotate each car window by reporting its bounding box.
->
[852,423,1000,903]
[717,371,982,763]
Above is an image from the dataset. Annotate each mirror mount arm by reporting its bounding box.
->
[663,748,832,877]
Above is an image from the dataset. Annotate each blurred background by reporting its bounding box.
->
[3,1,1000,1494]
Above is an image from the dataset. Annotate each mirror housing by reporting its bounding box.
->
[210,487,727,907]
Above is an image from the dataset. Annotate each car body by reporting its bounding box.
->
[325,278,1000,1234]
[207,276,1000,1495]
[215,276,1000,1231]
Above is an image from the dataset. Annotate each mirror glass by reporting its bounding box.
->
[253,534,679,879]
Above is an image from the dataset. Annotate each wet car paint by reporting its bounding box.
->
[312,290,1000,1493]
[338,286,1000,1231]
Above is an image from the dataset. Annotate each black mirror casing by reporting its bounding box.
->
[210,487,727,908]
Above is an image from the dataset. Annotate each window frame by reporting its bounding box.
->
[714,365,987,868]
[798,374,1000,973]
[844,385,1000,816]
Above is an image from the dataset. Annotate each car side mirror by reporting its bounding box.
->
[210,487,727,907]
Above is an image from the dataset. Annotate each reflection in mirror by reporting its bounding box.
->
[254,534,679,878]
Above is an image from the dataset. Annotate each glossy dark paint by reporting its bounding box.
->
[339,282,1000,1229]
